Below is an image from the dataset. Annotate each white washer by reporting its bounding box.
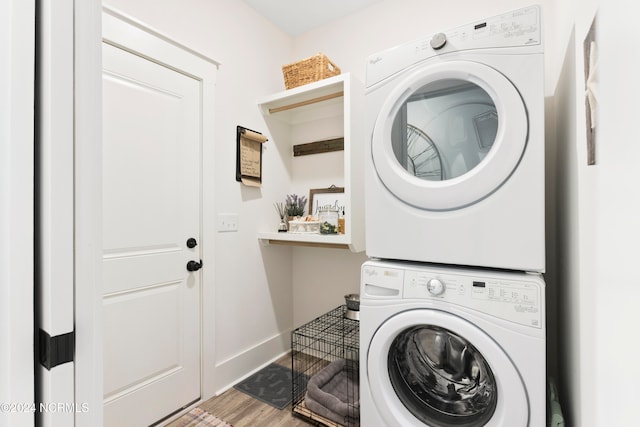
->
[360,260,545,427]
[365,6,545,272]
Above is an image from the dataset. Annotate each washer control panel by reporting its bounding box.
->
[404,269,542,328]
[362,261,543,329]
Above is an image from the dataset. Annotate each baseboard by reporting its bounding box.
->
[213,330,291,395]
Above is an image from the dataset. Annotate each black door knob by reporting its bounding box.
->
[186,238,197,248]
[187,260,202,272]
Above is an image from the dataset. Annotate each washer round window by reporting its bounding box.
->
[388,325,497,426]
[391,79,498,182]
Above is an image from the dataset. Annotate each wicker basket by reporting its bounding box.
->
[282,52,341,89]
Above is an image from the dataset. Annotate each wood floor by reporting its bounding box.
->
[167,355,316,427]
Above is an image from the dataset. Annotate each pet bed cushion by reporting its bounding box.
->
[305,359,359,425]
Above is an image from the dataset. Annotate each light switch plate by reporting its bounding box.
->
[217,213,239,232]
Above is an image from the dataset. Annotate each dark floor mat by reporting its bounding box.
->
[234,363,300,410]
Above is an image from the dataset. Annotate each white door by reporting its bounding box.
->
[102,39,202,427]
[371,60,528,211]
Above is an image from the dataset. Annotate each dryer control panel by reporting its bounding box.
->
[366,5,542,88]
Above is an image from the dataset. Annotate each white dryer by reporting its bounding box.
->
[360,259,545,427]
[365,6,545,272]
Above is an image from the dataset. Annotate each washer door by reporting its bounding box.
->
[371,60,528,211]
[367,309,528,426]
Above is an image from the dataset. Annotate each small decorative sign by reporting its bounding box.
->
[309,185,345,216]
[236,126,268,187]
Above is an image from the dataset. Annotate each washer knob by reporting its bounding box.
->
[427,278,445,296]
[430,32,447,50]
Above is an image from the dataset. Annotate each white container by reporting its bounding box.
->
[288,220,321,234]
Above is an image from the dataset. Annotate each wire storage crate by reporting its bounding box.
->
[291,305,359,426]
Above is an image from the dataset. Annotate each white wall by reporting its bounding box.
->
[549,0,599,425]
[552,32,582,426]
[596,0,640,425]
[292,248,367,326]
[525,1,640,426]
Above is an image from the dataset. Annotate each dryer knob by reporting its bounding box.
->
[430,32,447,50]
[427,278,445,296]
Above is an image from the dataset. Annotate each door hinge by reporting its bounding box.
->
[38,329,75,370]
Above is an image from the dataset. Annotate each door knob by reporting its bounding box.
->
[186,238,198,248]
[187,260,203,272]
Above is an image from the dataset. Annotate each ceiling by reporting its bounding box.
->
[242,0,384,36]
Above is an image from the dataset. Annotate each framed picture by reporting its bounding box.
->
[583,16,597,165]
[236,125,267,187]
[309,186,345,216]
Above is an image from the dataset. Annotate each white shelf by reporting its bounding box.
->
[257,73,365,251]
[258,75,346,119]
[257,232,352,250]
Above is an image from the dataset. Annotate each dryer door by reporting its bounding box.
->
[366,309,528,426]
[371,60,527,211]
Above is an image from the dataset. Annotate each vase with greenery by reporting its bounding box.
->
[285,193,307,218]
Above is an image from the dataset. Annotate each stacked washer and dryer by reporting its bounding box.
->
[360,5,546,427]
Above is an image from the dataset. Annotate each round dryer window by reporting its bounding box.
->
[372,60,528,211]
